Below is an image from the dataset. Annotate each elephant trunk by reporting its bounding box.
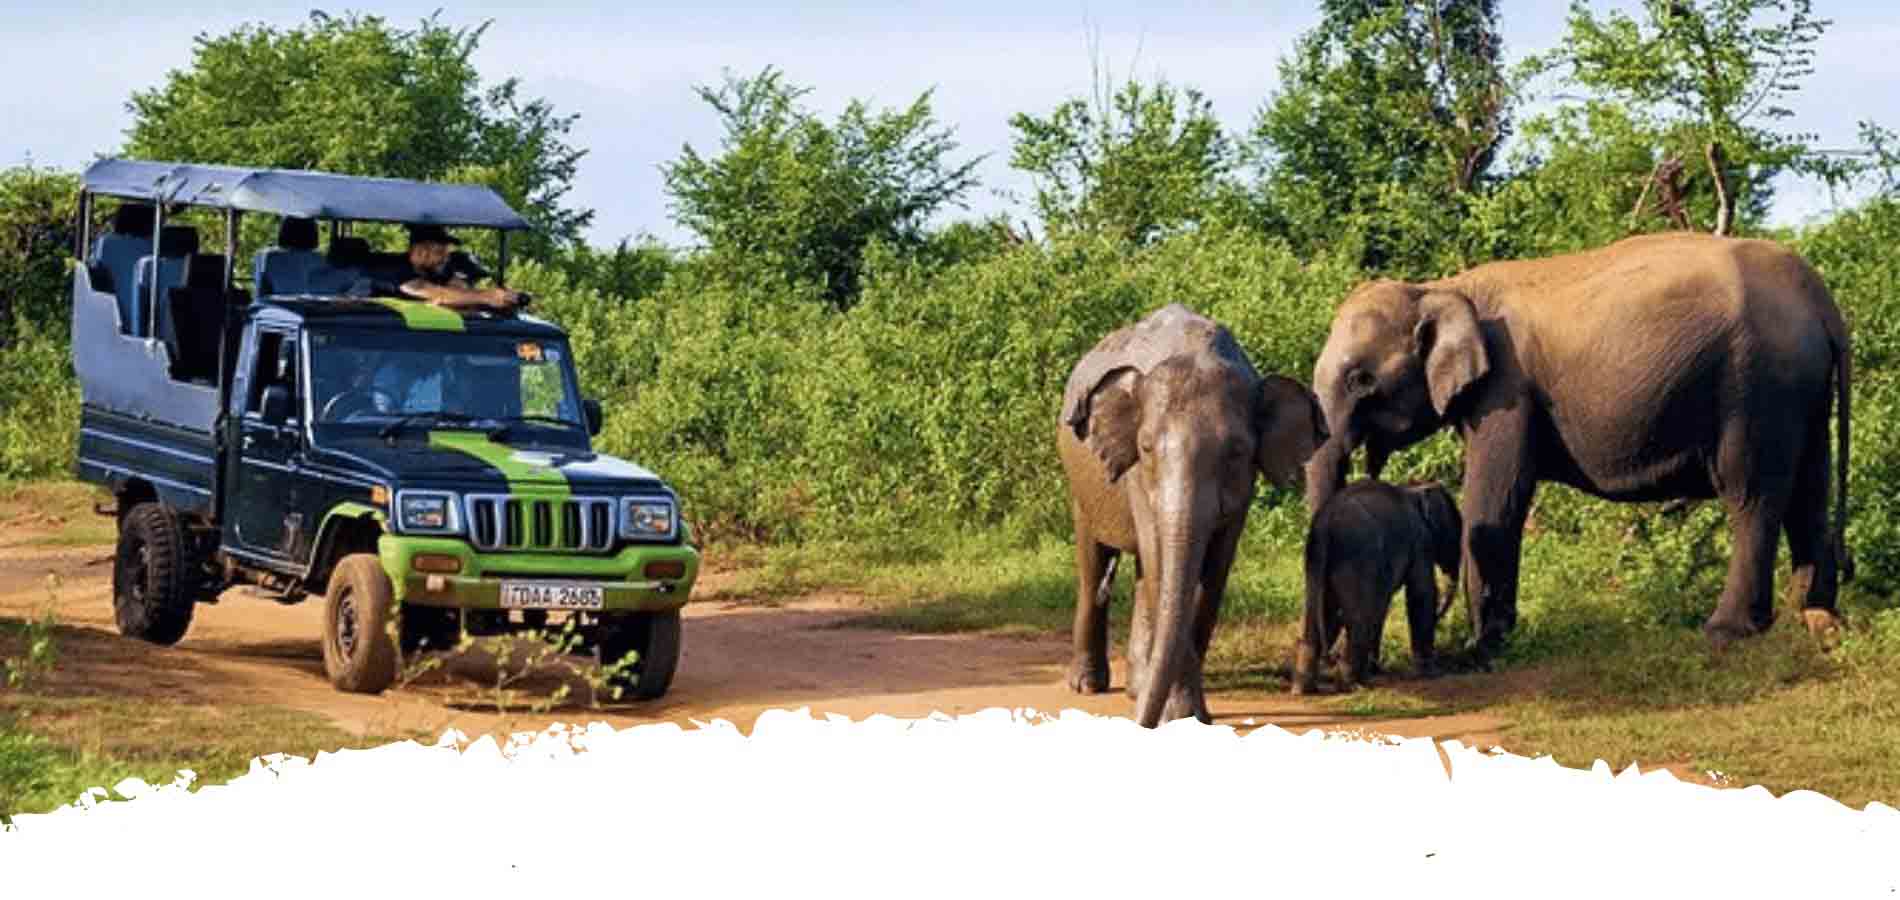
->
[1133,507,1209,729]
[1304,418,1358,515]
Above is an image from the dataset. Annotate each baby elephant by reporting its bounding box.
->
[1291,480,1461,695]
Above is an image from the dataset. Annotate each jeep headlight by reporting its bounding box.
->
[620,497,676,540]
[397,491,461,534]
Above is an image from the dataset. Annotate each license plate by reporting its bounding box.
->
[499,581,605,610]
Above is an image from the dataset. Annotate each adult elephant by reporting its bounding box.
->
[1303,231,1853,660]
[1059,303,1327,727]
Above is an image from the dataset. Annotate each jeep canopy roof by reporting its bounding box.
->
[80,158,532,230]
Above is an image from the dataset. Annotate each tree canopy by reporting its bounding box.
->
[123,11,589,261]
[660,66,984,309]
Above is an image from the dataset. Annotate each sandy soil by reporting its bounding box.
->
[0,527,1717,785]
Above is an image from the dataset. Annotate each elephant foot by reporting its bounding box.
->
[1066,657,1110,694]
[1414,656,1443,679]
[1801,608,1845,646]
[1289,677,1317,697]
[1702,614,1759,654]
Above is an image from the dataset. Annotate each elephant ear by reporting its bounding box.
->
[1414,290,1489,416]
[1080,367,1143,483]
[1253,374,1327,488]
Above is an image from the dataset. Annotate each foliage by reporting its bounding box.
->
[1519,0,1833,236]
[123,10,589,261]
[660,66,983,309]
[1009,76,1241,245]
[1249,0,1510,276]
[0,166,79,344]
[0,333,80,482]
[556,235,676,302]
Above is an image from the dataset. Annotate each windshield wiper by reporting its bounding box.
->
[378,410,485,442]
[485,414,582,441]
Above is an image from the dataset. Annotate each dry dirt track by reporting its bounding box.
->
[0,536,1526,757]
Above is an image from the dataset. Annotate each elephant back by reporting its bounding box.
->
[1061,303,1260,434]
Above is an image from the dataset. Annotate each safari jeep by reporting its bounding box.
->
[67,159,699,698]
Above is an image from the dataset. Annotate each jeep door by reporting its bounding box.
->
[224,324,307,560]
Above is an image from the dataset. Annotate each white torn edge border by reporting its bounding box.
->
[0,706,1896,897]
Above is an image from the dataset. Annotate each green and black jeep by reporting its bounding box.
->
[68,159,699,698]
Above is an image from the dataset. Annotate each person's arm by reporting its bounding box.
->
[399,278,520,311]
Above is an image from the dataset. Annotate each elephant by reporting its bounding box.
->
[1302,231,1853,661]
[1057,303,1328,727]
[1292,479,1462,696]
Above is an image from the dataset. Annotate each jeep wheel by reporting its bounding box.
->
[321,554,398,694]
[599,609,682,701]
[112,503,195,645]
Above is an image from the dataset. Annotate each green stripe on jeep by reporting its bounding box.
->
[371,298,465,332]
[426,431,571,500]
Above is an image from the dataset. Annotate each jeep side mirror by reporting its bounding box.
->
[582,398,603,437]
[260,385,291,426]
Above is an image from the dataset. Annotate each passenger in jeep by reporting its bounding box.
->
[349,224,522,313]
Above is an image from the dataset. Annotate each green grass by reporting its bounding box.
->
[0,481,115,548]
[698,493,1900,809]
[0,695,423,822]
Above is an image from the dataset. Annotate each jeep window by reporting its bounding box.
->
[247,330,299,416]
[307,328,584,431]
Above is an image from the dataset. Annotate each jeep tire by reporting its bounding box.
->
[322,554,399,694]
[600,609,682,701]
[112,502,196,645]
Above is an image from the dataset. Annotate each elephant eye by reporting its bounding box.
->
[1345,369,1377,397]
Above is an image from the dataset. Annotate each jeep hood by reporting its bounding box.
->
[316,431,672,495]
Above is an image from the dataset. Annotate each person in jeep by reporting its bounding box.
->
[351,224,523,313]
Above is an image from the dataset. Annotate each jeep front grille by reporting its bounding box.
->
[464,494,616,553]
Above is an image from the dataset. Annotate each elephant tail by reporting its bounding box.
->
[1834,324,1854,583]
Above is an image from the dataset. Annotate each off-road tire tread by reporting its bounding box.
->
[322,554,399,694]
[113,502,195,645]
[602,609,682,701]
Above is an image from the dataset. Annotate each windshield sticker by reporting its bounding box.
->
[517,341,544,362]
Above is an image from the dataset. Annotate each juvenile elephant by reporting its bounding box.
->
[1303,232,1853,660]
[1292,480,1462,695]
[1058,303,1327,728]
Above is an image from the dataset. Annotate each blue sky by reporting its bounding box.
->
[5,2,1897,248]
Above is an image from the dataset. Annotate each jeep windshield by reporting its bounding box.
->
[308,327,586,442]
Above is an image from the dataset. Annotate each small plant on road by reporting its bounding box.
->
[2,574,62,690]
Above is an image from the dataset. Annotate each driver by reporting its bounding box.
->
[350,224,523,314]
[371,353,447,414]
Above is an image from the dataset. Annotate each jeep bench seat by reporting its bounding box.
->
[159,253,230,383]
[253,216,324,297]
[88,202,156,335]
[129,226,200,338]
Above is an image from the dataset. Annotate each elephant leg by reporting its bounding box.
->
[1125,557,1154,700]
[1704,414,1799,648]
[1066,506,1117,694]
[1459,408,1538,663]
[1339,594,1382,692]
[1404,558,1441,677]
[1782,407,1843,636]
[1177,519,1246,723]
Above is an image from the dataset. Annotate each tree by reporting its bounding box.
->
[660,66,984,309]
[124,10,589,260]
[0,164,79,345]
[1009,76,1239,245]
[1249,0,1511,275]
[558,234,676,303]
[1521,0,1831,236]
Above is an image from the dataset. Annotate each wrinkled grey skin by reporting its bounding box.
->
[1292,480,1462,695]
[1058,304,1327,728]
[1303,233,1854,661]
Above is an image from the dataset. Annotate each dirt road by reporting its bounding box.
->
[0,535,1521,754]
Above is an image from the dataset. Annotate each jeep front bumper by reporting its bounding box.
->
[377,533,700,613]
